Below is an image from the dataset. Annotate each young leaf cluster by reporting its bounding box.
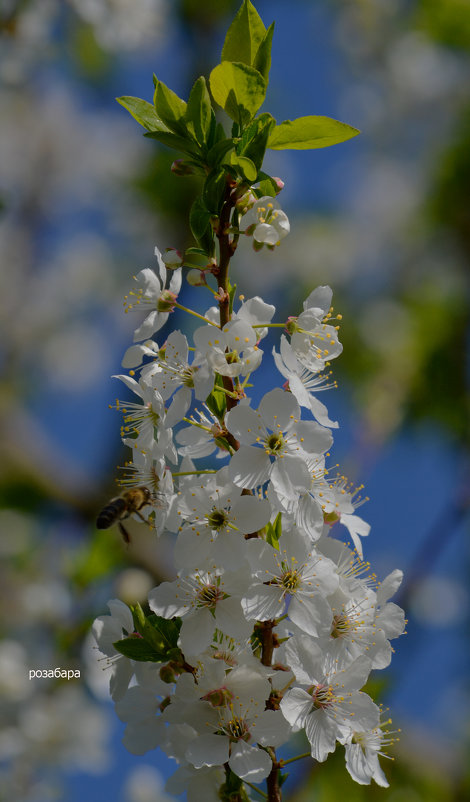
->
[117,0,359,257]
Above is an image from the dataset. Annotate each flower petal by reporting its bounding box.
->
[229,740,272,782]
[228,446,271,488]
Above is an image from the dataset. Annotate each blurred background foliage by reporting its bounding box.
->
[0,1,468,800]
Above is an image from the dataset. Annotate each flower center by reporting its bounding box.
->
[330,613,351,639]
[225,350,240,365]
[280,569,301,592]
[224,715,250,742]
[181,366,195,388]
[196,584,223,610]
[206,508,229,531]
[265,432,284,454]
[308,683,335,709]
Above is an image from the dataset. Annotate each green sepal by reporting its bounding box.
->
[185,76,212,147]
[205,374,227,421]
[279,772,289,787]
[113,636,167,663]
[144,130,202,158]
[116,96,168,132]
[210,61,267,126]
[257,171,278,197]
[253,21,275,82]
[268,115,360,150]
[266,511,282,549]
[219,769,251,802]
[221,0,267,67]
[227,279,237,315]
[154,80,189,138]
[238,112,276,170]
[203,168,227,214]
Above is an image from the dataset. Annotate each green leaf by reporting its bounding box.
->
[268,116,360,150]
[113,636,166,662]
[238,112,275,169]
[144,130,201,158]
[148,614,182,650]
[257,171,278,197]
[221,0,266,66]
[185,246,209,257]
[190,196,212,244]
[205,374,227,421]
[131,602,147,634]
[210,61,266,126]
[207,137,236,169]
[130,604,166,652]
[116,96,169,132]
[130,604,182,655]
[154,80,188,137]
[253,22,274,82]
[229,152,257,182]
[185,76,212,146]
[266,512,282,549]
[203,168,227,214]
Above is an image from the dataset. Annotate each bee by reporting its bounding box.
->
[96,487,153,544]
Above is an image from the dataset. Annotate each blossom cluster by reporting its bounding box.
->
[93,240,405,799]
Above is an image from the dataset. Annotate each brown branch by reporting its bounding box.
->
[266,758,282,802]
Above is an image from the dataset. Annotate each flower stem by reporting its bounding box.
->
[244,780,268,798]
[174,302,218,326]
[171,470,217,477]
[214,179,239,411]
[279,752,310,767]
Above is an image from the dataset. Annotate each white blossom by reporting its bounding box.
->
[94,251,404,793]
[242,529,338,635]
[226,387,333,495]
[280,639,379,762]
[239,196,290,248]
[91,599,135,701]
[148,568,252,657]
[194,319,263,378]
[273,334,339,428]
[124,246,182,342]
[174,468,271,570]
[340,714,396,787]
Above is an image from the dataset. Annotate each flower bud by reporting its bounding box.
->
[200,687,234,707]
[162,248,183,269]
[272,176,285,194]
[159,664,176,684]
[186,269,206,286]
[171,159,195,176]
